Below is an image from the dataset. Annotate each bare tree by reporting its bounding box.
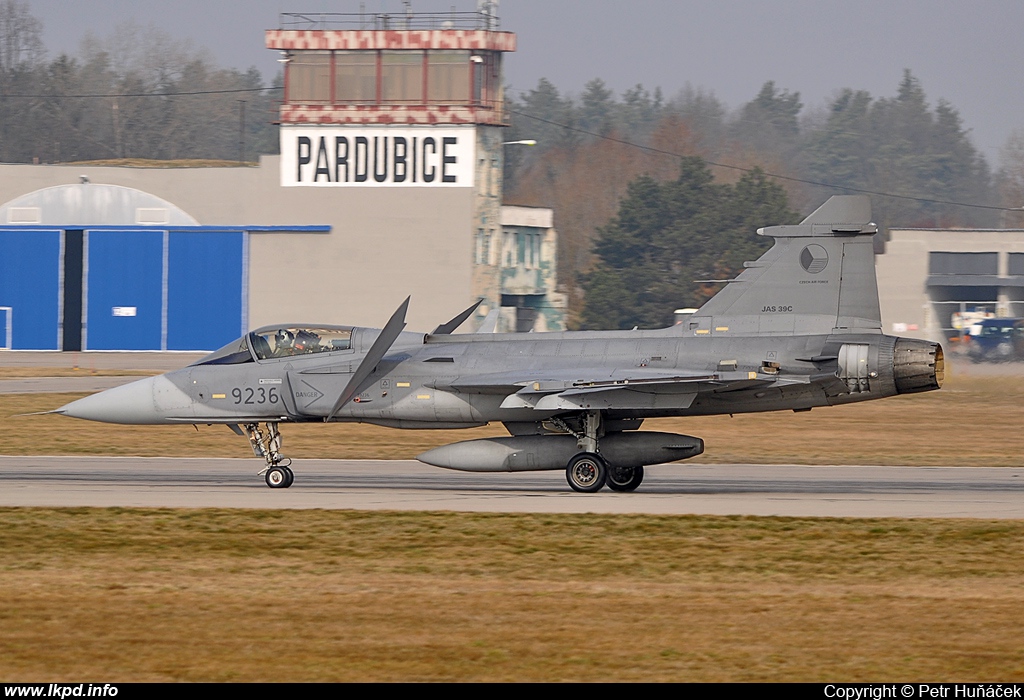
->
[507,114,699,326]
[0,0,43,74]
[999,128,1024,227]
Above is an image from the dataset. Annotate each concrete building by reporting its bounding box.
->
[876,228,1024,344]
[268,10,518,330]
[0,9,565,351]
[497,205,565,333]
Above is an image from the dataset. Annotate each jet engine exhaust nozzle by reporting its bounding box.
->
[893,338,944,394]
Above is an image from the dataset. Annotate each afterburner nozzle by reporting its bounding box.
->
[893,338,944,394]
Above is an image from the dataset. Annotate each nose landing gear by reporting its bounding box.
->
[264,464,294,489]
[244,422,294,488]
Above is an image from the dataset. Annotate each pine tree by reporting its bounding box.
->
[581,157,797,329]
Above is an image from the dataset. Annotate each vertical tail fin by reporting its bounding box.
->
[690,195,880,336]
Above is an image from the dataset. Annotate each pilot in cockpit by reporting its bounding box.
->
[274,329,296,356]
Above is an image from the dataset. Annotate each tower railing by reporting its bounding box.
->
[279,11,500,31]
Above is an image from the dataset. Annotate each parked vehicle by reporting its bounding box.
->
[966,318,1024,362]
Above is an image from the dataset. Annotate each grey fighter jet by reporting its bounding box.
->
[55,196,943,492]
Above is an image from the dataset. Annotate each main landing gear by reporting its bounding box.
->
[606,464,644,492]
[558,411,645,494]
[244,422,294,489]
[566,452,607,493]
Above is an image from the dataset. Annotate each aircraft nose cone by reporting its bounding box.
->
[58,375,165,424]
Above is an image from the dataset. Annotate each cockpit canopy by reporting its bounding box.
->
[250,327,353,359]
[193,326,355,366]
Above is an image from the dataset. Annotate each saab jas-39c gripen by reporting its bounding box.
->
[55,195,943,493]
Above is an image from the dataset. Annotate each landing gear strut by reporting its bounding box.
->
[245,422,294,488]
[563,410,608,493]
[558,411,647,493]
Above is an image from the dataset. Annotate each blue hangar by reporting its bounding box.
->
[0,182,326,352]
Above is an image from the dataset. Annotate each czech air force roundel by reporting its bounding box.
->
[800,244,828,274]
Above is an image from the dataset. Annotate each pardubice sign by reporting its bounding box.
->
[281,127,476,187]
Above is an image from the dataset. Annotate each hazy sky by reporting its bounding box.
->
[22,0,1024,164]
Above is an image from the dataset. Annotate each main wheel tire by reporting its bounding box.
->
[282,466,295,488]
[566,453,608,493]
[606,465,644,492]
[266,466,290,489]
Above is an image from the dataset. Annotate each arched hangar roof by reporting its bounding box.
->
[0,183,199,226]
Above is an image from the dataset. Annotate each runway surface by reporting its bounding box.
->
[1,456,1021,518]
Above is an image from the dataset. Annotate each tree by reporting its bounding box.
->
[504,77,578,190]
[515,77,577,147]
[731,80,801,155]
[580,157,797,329]
[666,84,726,157]
[722,80,803,185]
[618,83,662,140]
[506,113,697,327]
[998,128,1024,227]
[0,0,42,75]
[0,0,44,162]
[579,77,614,135]
[0,16,278,164]
[803,70,994,229]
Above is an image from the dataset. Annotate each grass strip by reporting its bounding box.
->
[1,508,1022,681]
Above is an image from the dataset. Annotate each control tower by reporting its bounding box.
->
[266,5,515,325]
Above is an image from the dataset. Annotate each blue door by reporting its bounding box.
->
[166,230,245,351]
[0,306,11,349]
[0,229,61,350]
[85,229,164,350]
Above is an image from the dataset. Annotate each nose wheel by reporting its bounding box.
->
[244,422,295,488]
[265,465,295,489]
